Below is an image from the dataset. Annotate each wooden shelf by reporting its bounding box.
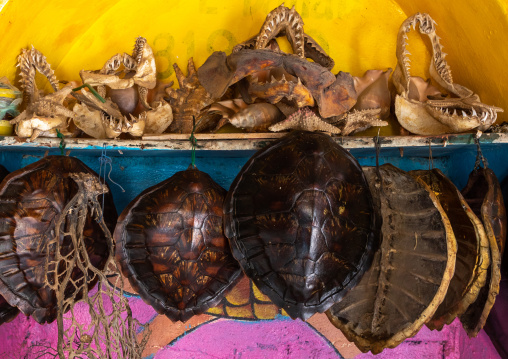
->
[0,132,506,152]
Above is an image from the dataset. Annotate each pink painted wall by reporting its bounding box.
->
[0,290,501,359]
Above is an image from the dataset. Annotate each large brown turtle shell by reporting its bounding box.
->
[327,164,457,354]
[460,167,507,337]
[411,169,489,330]
[224,131,377,320]
[0,165,19,325]
[115,167,242,322]
[0,156,117,324]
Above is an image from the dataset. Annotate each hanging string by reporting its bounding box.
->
[374,128,381,170]
[473,132,488,170]
[72,84,106,103]
[98,144,125,221]
[189,116,198,168]
[56,129,66,156]
[428,139,434,171]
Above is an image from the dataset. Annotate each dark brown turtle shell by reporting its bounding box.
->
[460,167,507,337]
[224,131,377,320]
[327,165,457,354]
[411,169,489,330]
[0,165,20,325]
[115,167,242,322]
[0,156,117,324]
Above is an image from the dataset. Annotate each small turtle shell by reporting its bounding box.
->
[411,169,489,330]
[460,167,507,337]
[115,167,242,322]
[0,156,117,324]
[224,131,377,320]
[0,165,19,325]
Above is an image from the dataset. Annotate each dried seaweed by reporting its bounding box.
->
[44,172,148,359]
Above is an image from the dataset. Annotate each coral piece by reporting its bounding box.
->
[327,164,457,354]
[165,58,214,133]
[80,37,157,112]
[224,131,377,320]
[268,107,341,133]
[11,47,74,140]
[0,156,117,324]
[115,167,242,322]
[393,13,503,135]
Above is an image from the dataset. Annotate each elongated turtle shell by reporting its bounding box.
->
[0,156,117,324]
[411,169,489,330]
[224,131,377,320]
[0,165,19,325]
[460,167,507,337]
[115,167,242,322]
[327,164,457,354]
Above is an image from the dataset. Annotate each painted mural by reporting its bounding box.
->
[0,270,502,358]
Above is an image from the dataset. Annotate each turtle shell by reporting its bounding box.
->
[460,167,507,337]
[0,165,20,325]
[224,130,377,320]
[0,165,8,182]
[115,167,242,322]
[0,156,117,324]
[327,164,457,354]
[410,169,489,330]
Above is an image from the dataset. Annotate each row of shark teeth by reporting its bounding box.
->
[433,107,497,122]
[398,13,452,87]
[132,36,147,65]
[255,5,304,58]
[17,46,59,103]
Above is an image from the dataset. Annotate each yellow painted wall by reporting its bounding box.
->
[0,0,506,123]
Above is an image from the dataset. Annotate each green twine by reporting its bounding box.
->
[72,84,106,103]
[56,129,66,156]
[189,116,198,168]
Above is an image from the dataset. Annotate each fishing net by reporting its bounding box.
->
[43,172,149,358]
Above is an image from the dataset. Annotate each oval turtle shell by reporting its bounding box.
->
[327,164,457,354]
[0,165,20,325]
[0,156,117,324]
[224,131,378,320]
[460,167,507,337]
[115,167,242,322]
[411,169,489,330]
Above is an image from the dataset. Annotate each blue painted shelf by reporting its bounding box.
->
[1,133,507,213]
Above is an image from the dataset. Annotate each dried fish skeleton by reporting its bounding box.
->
[393,13,503,135]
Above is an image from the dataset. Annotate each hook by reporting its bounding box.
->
[373,128,381,171]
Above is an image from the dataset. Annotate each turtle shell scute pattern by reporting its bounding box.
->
[115,168,242,322]
[224,131,377,320]
[0,156,117,324]
[0,165,20,325]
